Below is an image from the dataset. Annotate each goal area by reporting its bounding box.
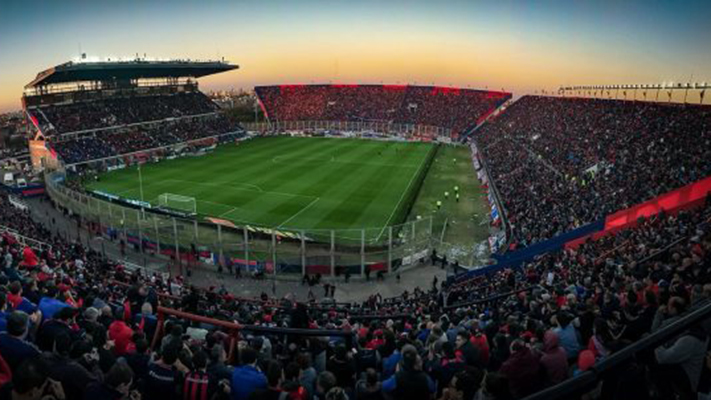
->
[157,193,197,215]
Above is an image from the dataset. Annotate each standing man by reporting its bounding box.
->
[232,347,267,400]
[382,345,435,400]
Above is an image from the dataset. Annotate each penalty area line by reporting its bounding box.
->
[277,197,320,228]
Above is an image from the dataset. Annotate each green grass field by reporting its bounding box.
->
[409,145,490,242]
[87,136,435,239]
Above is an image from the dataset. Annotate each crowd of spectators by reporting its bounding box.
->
[255,85,509,140]
[29,92,219,134]
[1,175,710,399]
[0,148,29,162]
[476,96,711,248]
[51,114,243,164]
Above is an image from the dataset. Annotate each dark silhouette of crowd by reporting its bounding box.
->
[476,96,711,248]
[29,92,219,134]
[2,92,711,399]
[1,180,710,399]
[51,114,243,164]
[255,85,509,140]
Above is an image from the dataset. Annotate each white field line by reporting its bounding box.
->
[277,197,321,228]
[272,155,415,169]
[164,179,316,199]
[218,207,239,218]
[113,179,173,198]
[165,179,264,193]
[375,151,431,242]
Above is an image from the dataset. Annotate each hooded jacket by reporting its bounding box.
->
[539,331,568,385]
[500,346,542,398]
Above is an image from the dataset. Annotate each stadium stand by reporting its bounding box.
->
[51,114,243,164]
[0,183,709,399]
[8,60,711,399]
[28,92,219,134]
[23,59,244,167]
[476,96,711,249]
[255,84,510,140]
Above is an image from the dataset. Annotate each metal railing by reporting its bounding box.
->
[45,170,436,278]
[523,299,711,400]
[0,224,53,252]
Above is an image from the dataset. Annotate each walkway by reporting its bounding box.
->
[26,196,446,303]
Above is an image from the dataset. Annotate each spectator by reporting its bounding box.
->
[455,332,482,369]
[281,362,308,400]
[326,345,355,389]
[295,353,317,400]
[0,312,41,372]
[248,360,283,400]
[145,344,188,400]
[45,334,100,400]
[314,371,336,400]
[36,307,79,352]
[354,369,382,400]
[108,315,134,356]
[538,331,568,386]
[0,357,64,400]
[498,340,542,398]
[183,351,213,400]
[207,344,233,400]
[232,347,267,400]
[382,344,435,400]
[125,337,151,391]
[652,325,709,399]
[552,312,581,360]
[84,361,137,400]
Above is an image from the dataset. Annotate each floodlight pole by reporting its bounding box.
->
[138,164,146,219]
[138,164,144,202]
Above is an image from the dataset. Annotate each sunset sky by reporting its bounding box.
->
[1,0,710,112]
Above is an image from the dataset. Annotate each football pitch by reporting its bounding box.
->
[86,136,435,238]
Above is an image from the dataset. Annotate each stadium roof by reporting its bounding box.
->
[25,59,238,88]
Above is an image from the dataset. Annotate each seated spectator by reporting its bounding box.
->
[0,312,41,371]
[538,331,568,385]
[0,357,63,400]
[108,314,134,356]
[84,361,137,400]
[498,339,542,398]
[45,334,100,400]
[36,307,79,352]
[552,312,581,360]
[652,325,709,399]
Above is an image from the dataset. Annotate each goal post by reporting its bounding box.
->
[157,193,197,215]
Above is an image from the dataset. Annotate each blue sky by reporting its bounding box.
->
[1,0,709,111]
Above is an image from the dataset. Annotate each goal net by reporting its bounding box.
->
[157,193,197,215]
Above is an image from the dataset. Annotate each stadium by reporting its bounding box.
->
[1,2,711,400]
